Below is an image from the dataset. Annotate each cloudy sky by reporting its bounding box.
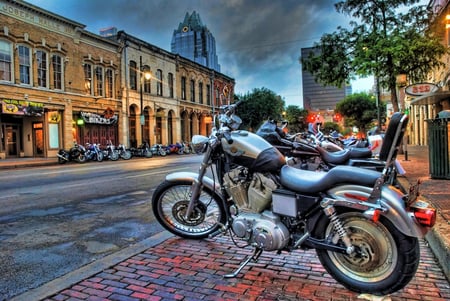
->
[26,0,374,106]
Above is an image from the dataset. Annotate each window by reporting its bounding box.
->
[129,60,137,90]
[156,69,163,96]
[19,45,31,84]
[181,76,186,100]
[143,65,151,93]
[95,66,103,96]
[52,54,62,89]
[84,63,92,94]
[105,68,113,98]
[198,82,203,104]
[206,84,211,105]
[0,40,12,81]
[36,50,47,88]
[168,73,174,98]
[190,79,195,102]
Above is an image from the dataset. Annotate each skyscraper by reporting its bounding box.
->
[301,47,349,110]
[171,11,221,72]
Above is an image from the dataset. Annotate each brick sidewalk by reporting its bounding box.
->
[42,235,449,301]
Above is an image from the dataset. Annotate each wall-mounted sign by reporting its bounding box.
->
[48,111,61,123]
[405,83,439,96]
[80,111,118,125]
[1,99,44,116]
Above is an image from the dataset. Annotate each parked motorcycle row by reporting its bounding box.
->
[152,101,436,296]
[57,140,193,164]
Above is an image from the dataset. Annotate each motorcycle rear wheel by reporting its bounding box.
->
[152,180,226,239]
[76,154,87,163]
[315,210,420,295]
[120,150,132,160]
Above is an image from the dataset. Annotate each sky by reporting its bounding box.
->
[25,0,375,107]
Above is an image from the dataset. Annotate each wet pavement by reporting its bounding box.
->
[1,145,449,301]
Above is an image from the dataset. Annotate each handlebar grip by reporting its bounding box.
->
[223,131,233,144]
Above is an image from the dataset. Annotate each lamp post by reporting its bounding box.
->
[139,56,151,144]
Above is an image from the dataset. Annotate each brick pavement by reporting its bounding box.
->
[3,145,450,300]
[41,235,449,301]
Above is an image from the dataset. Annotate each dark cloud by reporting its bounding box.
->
[28,0,351,105]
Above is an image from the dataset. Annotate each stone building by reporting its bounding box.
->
[0,0,121,159]
[0,0,235,158]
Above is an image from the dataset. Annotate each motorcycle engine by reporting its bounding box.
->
[231,211,289,251]
[224,167,289,251]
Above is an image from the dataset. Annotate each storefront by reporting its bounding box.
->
[73,109,119,148]
[0,98,63,159]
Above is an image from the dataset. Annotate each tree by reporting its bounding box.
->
[335,92,383,135]
[284,105,309,133]
[236,87,285,131]
[301,0,448,112]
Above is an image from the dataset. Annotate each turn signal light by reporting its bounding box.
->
[413,207,436,228]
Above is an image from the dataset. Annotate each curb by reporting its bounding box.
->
[9,231,174,301]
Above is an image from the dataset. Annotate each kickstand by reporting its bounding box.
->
[224,247,263,278]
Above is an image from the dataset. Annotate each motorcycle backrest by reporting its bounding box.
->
[378,112,408,162]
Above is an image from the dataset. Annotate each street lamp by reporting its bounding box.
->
[139,56,151,144]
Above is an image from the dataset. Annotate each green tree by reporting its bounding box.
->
[301,0,448,112]
[237,87,285,131]
[335,92,383,135]
[284,105,309,133]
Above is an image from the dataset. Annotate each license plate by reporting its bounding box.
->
[407,180,421,206]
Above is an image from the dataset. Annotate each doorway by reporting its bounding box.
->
[33,122,44,156]
[5,125,20,157]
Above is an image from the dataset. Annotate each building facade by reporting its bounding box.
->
[171,11,221,72]
[0,0,234,158]
[0,0,121,159]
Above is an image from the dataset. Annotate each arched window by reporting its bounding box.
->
[52,54,62,90]
[36,50,48,88]
[168,73,174,98]
[95,66,103,96]
[156,69,163,96]
[19,45,31,84]
[0,40,12,82]
[129,60,137,90]
[105,68,113,98]
[84,63,92,94]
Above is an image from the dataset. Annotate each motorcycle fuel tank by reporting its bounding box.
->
[222,130,285,172]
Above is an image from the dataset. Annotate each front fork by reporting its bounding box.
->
[184,146,213,220]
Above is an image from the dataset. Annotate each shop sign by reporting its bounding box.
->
[405,83,439,96]
[1,98,44,116]
[80,111,118,125]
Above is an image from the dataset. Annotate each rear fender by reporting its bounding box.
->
[326,184,428,238]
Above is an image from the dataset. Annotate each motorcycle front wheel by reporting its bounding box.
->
[120,150,132,160]
[314,210,420,295]
[152,180,226,239]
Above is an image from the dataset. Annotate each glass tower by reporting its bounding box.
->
[171,11,221,72]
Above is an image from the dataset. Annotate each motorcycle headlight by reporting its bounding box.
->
[191,135,209,154]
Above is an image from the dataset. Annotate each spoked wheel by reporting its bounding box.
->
[315,211,420,295]
[152,180,226,239]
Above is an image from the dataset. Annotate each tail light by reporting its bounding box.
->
[410,200,436,228]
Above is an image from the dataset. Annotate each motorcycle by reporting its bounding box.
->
[256,117,406,192]
[130,142,153,158]
[117,143,132,160]
[85,142,104,162]
[149,144,167,156]
[57,142,87,164]
[101,140,119,161]
[151,101,436,295]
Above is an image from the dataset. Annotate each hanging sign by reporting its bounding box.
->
[405,83,439,96]
[1,98,44,116]
[80,111,118,125]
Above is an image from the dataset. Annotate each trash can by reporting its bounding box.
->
[427,111,450,179]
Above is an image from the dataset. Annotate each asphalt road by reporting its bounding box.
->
[0,155,202,300]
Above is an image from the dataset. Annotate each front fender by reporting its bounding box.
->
[327,184,428,238]
[165,172,221,194]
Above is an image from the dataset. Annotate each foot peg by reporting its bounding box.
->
[224,247,263,278]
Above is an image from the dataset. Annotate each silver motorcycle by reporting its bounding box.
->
[151,101,436,295]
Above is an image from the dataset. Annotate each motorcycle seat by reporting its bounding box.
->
[316,147,372,165]
[279,165,380,193]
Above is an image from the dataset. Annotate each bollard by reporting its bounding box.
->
[403,135,409,161]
